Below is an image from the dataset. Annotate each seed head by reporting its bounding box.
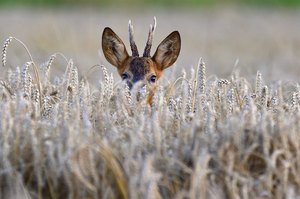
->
[2,37,13,67]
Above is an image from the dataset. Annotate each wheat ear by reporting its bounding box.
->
[2,36,42,109]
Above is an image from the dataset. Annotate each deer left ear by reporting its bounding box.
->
[152,31,181,70]
[102,27,129,68]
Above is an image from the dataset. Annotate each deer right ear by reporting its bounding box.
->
[102,27,129,68]
[152,31,181,70]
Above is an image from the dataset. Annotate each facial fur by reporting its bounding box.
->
[102,20,180,94]
[118,57,162,89]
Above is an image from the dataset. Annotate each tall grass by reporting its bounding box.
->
[1,37,300,199]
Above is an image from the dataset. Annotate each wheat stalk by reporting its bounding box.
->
[2,37,13,67]
[2,36,43,110]
[1,36,300,199]
[255,70,262,98]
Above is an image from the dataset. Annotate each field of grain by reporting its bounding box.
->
[1,7,300,199]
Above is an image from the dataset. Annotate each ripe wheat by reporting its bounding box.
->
[0,37,300,199]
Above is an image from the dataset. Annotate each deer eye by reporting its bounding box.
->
[121,73,129,80]
[149,75,157,83]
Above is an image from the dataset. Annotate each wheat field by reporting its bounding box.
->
[1,34,300,199]
[1,7,300,199]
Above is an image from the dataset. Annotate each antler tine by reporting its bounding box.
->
[143,16,157,57]
[128,20,139,57]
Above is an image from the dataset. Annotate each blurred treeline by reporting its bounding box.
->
[0,0,300,7]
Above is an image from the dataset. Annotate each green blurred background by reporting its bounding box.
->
[1,0,300,7]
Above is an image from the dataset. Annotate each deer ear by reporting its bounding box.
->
[102,27,129,68]
[152,31,181,70]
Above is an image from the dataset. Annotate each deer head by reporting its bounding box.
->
[102,18,181,99]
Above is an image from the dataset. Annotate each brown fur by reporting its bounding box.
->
[102,23,181,103]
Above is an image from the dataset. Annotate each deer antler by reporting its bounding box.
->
[143,17,157,57]
[128,20,139,57]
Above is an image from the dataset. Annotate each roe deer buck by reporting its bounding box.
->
[102,17,181,103]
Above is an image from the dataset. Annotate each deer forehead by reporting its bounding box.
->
[120,57,158,77]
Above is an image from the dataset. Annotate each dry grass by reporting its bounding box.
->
[1,35,300,199]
